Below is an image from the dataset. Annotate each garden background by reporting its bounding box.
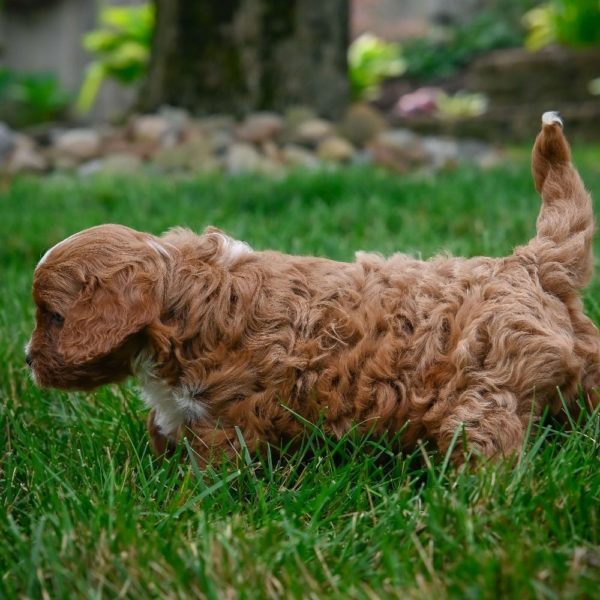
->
[1,1,599,597]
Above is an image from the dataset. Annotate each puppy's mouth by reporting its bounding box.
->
[26,362,41,387]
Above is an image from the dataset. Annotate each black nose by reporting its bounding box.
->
[25,353,33,367]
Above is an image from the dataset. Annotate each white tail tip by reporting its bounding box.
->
[542,111,563,127]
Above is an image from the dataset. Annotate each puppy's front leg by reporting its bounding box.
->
[146,410,263,466]
[180,423,263,468]
[146,409,179,458]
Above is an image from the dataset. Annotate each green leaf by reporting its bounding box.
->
[75,62,106,114]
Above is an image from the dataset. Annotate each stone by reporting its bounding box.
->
[281,144,320,169]
[421,137,460,169]
[261,141,283,162]
[78,153,143,177]
[338,104,387,146]
[131,115,171,145]
[237,112,284,143]
[225,143,263,174]
[369,129,428,172]
[4,141,48,175]
[294,118,335,146]
[284,106,317,131]
[195,114,236,133]
[456,139,502,169]
[188,155,222,174]
[158,106,190,138]
[317,136,355,162]
[256,158,285,177]
[152,139,214,172]
[53,128,101,163]
[208,129,235,155]
[0,122,16,163]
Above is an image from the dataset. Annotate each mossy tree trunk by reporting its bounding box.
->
[140,0,350,118]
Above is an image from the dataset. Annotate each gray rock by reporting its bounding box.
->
[78,153,143,177]
[456,139,502,168]
[131,115,171,145]
[4,142,48,175]
[0,122,16,163]
[317,136,355,162]
[294,118,335,147]
[208,129,234,154]
[338,104,387,147]
[237,112,284,143]
[153,140,219,173]
[54,128,101,163]
[284,106,317,132]
[158,106,190,138]
[225,143,262,174]
[195,114,236,133]
[281,144,320,169]
[369,129,428,172]
[421,137,460,169]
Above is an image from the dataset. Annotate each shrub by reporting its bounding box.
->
[348,33,406,99]
[0,69,70,127]
[524,0,600,50]
[76,3,154,113]
[403,10,524,81]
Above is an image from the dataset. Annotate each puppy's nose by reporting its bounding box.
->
[25,353,33,367]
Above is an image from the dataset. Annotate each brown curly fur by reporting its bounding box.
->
[26,118,600,464]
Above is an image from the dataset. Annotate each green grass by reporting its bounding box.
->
[1,161,599,599]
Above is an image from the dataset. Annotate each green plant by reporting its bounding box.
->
[0,69,70,127]
[436,90,488,119]
[524,0,600,50]
[403,10,524,81]
[348,33,406,99]
[77,3,154,113]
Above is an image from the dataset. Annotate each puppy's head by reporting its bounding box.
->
[26,224,168,390]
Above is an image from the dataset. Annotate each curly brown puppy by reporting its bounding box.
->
[26,114,600,464]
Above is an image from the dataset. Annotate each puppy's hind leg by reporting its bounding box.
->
[434,389,526,465]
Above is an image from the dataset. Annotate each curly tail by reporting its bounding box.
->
[529,111,595,297]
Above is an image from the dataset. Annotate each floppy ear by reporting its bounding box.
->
[58,266,161,364]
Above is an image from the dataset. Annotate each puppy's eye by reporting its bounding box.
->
[50,312,64,326]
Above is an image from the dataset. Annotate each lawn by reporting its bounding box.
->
[1,159,599,599]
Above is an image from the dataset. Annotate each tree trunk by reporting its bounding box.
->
[140,0,349,118]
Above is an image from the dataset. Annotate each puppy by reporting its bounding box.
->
[26,114,600,465]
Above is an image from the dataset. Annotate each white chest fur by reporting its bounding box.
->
[135,359,207,438]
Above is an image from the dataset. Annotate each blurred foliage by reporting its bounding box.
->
[0,69,70,127]
[349,6,526,96]
[435,90,488,120]
[348,33,406,99]
[402,10,525,81]
[523,0,600,50]
[77,3,154,113]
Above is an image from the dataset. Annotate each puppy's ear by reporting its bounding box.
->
[58,266,160,364]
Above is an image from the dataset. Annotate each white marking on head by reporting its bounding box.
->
[37,231,84,268]
[542,111,563,127]
[214,233,252,266]
[146,239,171,258]
[24,342,40,384]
